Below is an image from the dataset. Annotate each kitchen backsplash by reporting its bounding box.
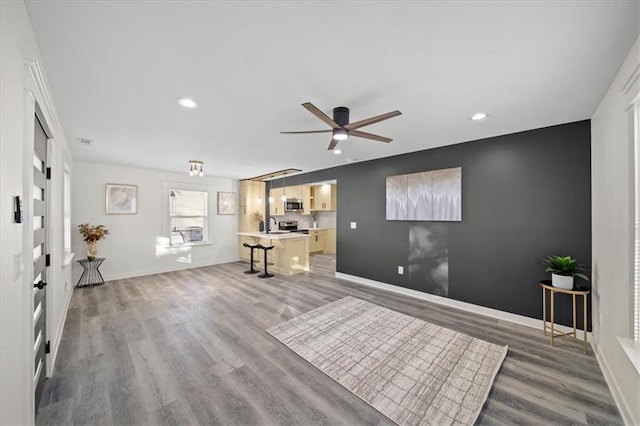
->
[281,211,336,229]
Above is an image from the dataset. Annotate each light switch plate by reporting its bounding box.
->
[350,222,357,229]
[14,252,24,281]
[398,266,404,275]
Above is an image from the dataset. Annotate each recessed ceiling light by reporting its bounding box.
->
[471,112,488,121]
[177,97,198,109]
[333,148,342,155]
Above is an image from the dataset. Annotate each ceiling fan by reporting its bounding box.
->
[281,102,402,150]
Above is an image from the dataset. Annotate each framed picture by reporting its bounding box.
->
[106,183,137,214]
[218,191,236,215]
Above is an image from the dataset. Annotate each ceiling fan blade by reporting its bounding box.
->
[327,139,339,150]
[302,102,340,128]
[349,129,393,143]
[344,110,402,130]
[280,130,333,135]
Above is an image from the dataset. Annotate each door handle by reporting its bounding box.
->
[34,281,46,289]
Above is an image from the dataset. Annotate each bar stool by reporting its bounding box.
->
[258,244,275,278]
[242,243,260,274]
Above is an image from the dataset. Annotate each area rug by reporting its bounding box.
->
[267,296,508,426]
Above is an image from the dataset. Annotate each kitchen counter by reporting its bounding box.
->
[237,231,310,240]
[237,232,309,275]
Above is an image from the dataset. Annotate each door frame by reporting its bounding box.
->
[22,59,58,418]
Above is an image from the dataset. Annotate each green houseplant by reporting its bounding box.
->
[542,255,589,289]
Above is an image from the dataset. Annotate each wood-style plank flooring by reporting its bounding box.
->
[36,255,622,425]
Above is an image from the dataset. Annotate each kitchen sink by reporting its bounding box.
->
[263,230,290,234]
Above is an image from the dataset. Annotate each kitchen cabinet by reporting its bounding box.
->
[302,185,311,215]
[239,180,265,232]
[269,187,285,216]
[309,229,325,253]
[311,184,337,211]
[324,228,336,254]
[237,232,309,275]
[285,185,303,200]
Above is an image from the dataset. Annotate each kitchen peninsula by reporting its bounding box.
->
[237,231,309,276]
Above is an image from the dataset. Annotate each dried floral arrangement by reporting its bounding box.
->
[78,223,110,242]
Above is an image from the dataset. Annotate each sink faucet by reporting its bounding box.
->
[268,217,277,233]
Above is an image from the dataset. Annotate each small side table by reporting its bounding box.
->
[77,258,105,287]
[541,281,590,353]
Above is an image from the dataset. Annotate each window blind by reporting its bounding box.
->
[169,189,207,244]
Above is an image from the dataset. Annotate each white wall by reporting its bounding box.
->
[73,162,240,281]
[591,36,639,426]
[0,1,73,424]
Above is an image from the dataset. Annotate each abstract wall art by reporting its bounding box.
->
[386,167,461,221]
[408,223,449,296]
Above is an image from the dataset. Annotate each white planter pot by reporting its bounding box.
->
[552,273,574,289]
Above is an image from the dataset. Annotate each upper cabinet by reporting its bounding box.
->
[269,187,285,216]
[285,185,303,200]
[311,184,337,211]
[239,180,265,231]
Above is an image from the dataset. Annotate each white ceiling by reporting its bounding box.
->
[25,1,639,180]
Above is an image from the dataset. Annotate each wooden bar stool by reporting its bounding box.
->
[242,243,260,274]
[258,245,275,278]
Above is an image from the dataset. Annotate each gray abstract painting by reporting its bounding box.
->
[408,223,449,297]
[386,167,461,221]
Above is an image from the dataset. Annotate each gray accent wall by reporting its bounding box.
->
[271,120,591,329]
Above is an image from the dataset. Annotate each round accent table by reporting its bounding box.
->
[540,280,590,353]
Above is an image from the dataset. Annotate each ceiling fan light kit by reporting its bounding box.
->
[281,102,402,150]
[333,128,349,141]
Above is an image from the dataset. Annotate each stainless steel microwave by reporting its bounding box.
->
[285,199,303,212]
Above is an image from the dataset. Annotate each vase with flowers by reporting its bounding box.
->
[78,223,109,260]
[311,211,319,229]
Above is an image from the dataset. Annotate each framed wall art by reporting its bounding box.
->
[106,183,137,214]
[217,191,236,215]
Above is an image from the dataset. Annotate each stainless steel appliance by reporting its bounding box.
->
[285,199,303,212]
[278,220,309,234]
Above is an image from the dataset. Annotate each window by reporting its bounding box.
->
[63,167,71,254]
[634,96,640,341]
[169,189,207,245]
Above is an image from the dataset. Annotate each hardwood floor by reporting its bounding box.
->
[36,255,622,425]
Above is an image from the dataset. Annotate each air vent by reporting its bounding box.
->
[77,138,93,146]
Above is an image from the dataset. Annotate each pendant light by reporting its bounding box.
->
[281,173,287,202]
[268,179,274,203]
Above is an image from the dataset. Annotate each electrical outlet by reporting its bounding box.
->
[398,266,404,275]
[350,222,357,229]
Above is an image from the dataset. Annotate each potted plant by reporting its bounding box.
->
[254,211,265,232]
[311,211,319,228]
[542,255,589,289]
[78,223,109,260]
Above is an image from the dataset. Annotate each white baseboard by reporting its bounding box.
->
[335,272,593,340]
[102,256,241,282]
[593,343,637,426]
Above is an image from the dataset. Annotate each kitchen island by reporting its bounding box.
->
[237,232,309,276]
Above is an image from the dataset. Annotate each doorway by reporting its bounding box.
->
[32,114,48,411]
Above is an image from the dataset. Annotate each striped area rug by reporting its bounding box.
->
[267,296,508,426]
